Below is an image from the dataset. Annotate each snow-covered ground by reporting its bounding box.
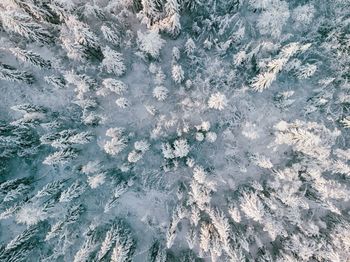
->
[1,0,350,261]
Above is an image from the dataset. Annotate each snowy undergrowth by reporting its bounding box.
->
[1,0,350,261]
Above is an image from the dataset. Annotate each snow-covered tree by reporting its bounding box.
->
[9,47,51,69]
[256,0,290,38]
[0,10,52,43]
[101,46,126,76]
[208,92,227,111]
[101,24,121,46]
[60,16,102,61]
[0,63,34,84]
[137,29,165,58]
[101,79,128,95]
[103,127,128,156]
[172,64,184,83]
[43,148,79,165]
[153,85,169,101]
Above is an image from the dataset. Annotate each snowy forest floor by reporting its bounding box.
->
[1,1,350,262]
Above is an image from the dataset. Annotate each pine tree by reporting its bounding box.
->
[0,224,41,261]
[101,46,126,76]
[0,63,34,84]
[9,47,51,69]
[60,16,102,61]
[101,24,121,46]
[59,180,86,203]
[137,29,165,58]
[172,64,184,83]
[44,75,66,89]
[43,148,79,165]
[45,204,84,241]
[148,240,167,262]
[0,10,53,44]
